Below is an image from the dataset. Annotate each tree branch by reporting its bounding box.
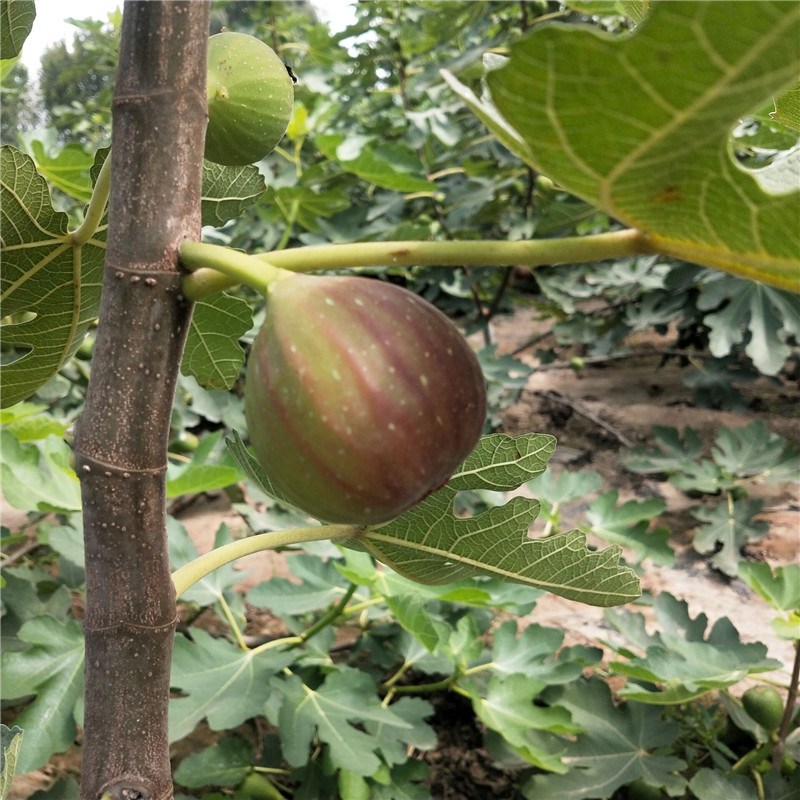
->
[73,3,209,799]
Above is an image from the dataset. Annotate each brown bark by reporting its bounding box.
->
[74,3,209,799]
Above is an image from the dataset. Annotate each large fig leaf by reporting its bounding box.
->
[0,146,106,408]
[0,144,263,406]
[445,1,800,291]
[0,0,35,60]
[359,434,640,607]
[227,431,639,606]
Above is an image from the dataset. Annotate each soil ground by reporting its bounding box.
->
[6,306,799,799]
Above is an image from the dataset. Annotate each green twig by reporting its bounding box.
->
[286,583,359,650]
[70,153,112,246]
[171,524,362,598]
[178,241,295,298]
[181,229,655,299]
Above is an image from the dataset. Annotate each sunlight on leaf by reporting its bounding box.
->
[448,2,800,291]
[359,434,641,607]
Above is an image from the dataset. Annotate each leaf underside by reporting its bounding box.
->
[449,1,800,291]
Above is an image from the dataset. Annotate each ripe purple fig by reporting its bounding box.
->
[244,274,487,525]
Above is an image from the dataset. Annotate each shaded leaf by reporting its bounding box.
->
[271,668,412,775]
[622,426,704,475]
[585,490,673,566]
[605,592,781,702]
[692,498,769,576]
[169,628,294,742]
[173,738,252,788]
[698,276,800,375]
[0,146,105,407]
[688,768,759,800]
[0,616,84,774]
[489,620,590,684]
[0,0,34,59]
[201,161,266,228]
[248,553,351,616]
[523,678,687,800]
[711,420,800,482]
[181,291,252,390]
[465,673,578,772]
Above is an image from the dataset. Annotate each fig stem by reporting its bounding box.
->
[70,153,112,246]
[180,228,655,299]
[178,241,294,298]
[171,524,361,597]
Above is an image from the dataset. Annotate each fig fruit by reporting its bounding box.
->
[244,274,487,525]
[742,685,784,731]
[205,31,293,166]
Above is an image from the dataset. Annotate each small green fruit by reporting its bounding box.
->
[742,685,784,731]
[205,31,293,166]
[244,274,487,525]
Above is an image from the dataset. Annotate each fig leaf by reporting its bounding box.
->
[445,1,800,291]
[227,431,641,608]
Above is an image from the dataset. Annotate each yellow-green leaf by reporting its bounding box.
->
[455,1,800,291]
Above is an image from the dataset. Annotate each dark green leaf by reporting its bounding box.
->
[711,421,800,483]
[173,738,252,788]
[0,0,35,59]
[0,616,84,774]
[692,498,769,576]
[585,491,673,566]
[169,628,295,742]
[0,146,104,407]
[605,592,781,702]
[247,553,350,616]
[181,291,253,391]
[523,679,687,800]
[272,668,413,775]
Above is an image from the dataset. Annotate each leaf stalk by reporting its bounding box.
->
[171,524,360,598]
[181,228,655,299]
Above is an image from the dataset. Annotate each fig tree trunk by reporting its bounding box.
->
[73,3,209,798]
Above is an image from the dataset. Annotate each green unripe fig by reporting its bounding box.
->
[205,31,293,166]
[244,274,487,525]
[742,686,784,731]
[169,431,200,454]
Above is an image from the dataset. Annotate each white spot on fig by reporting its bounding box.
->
[420,375,429,386]
[325,297,335,306]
